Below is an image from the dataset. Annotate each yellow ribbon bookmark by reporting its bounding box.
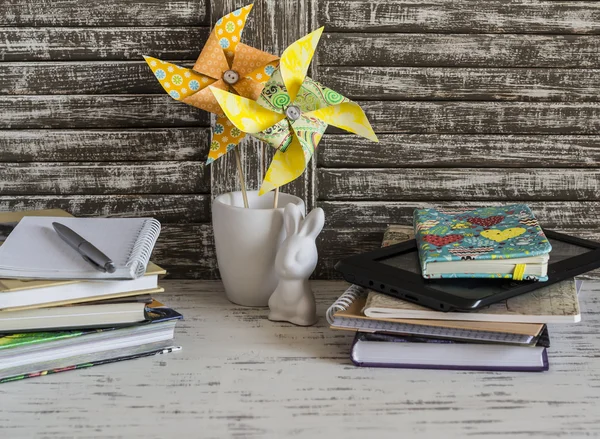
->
[513,264,527,281]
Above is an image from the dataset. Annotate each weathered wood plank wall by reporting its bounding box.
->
[313,0,600,277]
[1,0,599,279]
[0,0,215,278]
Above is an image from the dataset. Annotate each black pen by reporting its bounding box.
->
[52,222,117,273]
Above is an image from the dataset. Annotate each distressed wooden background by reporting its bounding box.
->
[1,0,599,279]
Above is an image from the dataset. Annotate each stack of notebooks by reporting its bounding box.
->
[328,210,585,372]
[0,209,182,383]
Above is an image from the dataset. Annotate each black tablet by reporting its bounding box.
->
[334,230,600,312]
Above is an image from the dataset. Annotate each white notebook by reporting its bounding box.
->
[0,217,161,280]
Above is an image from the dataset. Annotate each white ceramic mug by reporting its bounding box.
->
[212,191,306,306]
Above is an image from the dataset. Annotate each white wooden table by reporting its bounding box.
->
[1,280,599,438]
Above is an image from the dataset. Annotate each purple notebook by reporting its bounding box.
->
[351,331,549,372]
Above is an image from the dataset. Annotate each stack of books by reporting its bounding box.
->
[328,220,584,372]
[0,209,182,383]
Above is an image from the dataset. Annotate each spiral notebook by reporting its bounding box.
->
[0,217,161,280]
[327,285,545,345]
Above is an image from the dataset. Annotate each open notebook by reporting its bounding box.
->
[0,217,160,280]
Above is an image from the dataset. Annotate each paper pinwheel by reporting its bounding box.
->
[211,27,378,195]
[143,4,279,164]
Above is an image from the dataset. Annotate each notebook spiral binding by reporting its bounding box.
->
[326,284,367,325]
[126,219,161,277]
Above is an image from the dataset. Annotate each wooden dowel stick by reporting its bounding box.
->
[233,146,249,209]
[273,188,279,209]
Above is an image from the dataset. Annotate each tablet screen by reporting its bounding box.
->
[547,238,591,262]
[375,238,593,301]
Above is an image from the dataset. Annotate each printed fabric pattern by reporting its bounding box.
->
[413,205,552,281]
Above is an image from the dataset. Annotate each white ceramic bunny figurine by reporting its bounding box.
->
[268,203,325,326]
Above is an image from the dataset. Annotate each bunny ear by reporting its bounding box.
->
[299,208,325,240]
[284,203,303,238]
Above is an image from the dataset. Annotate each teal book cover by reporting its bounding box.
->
[413,205,552,281]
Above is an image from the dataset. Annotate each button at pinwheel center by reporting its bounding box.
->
[222,70,240,85]
[285,105,302,121]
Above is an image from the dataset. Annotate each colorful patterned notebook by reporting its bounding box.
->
[414,205,552,281]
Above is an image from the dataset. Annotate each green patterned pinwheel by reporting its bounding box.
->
[211,28,378,195]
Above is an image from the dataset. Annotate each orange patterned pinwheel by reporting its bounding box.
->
[143,4,279,164]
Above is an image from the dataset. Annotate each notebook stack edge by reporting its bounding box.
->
[0,209,182,383]
[328,221,586,372]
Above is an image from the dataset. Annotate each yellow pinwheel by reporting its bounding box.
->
[143,4,279,164]
[211,27,378,195]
